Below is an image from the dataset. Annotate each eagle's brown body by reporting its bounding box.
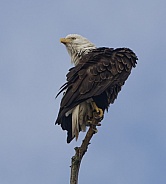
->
[56,44,137,143]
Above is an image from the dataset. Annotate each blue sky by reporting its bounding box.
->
[0,0,166,183]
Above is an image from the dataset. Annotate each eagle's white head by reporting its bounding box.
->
[60,34,96,65]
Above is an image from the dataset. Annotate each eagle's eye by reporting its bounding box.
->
[71,37,76,40]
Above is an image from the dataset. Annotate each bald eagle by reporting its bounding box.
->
[55,34,138,143]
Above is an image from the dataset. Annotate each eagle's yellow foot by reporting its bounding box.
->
[91,101,103,120]
[87,119,101,126]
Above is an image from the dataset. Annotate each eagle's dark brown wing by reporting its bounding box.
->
[56,47,138,125]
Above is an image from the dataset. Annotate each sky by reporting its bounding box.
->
[0,0,166,183]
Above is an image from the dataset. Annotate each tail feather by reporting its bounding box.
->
[72,105,80,140]
[57,102,91,143]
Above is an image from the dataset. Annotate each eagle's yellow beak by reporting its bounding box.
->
[60,38,71,44]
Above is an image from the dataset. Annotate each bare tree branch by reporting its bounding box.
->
[70,113,101,184]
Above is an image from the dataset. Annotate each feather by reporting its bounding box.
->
[72,105,80,140]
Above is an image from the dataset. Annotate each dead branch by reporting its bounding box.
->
[70,113,101,184]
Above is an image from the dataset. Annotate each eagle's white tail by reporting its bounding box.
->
[72,102,89,141]
[72,105,80,140]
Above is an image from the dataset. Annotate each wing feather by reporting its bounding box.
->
[56,47,138,122]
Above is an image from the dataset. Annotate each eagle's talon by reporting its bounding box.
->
[92,127,98,133]
[94,112,103,121]
[87,119,101,126]
[86,120,92,126]
[91,101,103,119]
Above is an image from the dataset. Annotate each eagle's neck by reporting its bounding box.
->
[67,44,96,66]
